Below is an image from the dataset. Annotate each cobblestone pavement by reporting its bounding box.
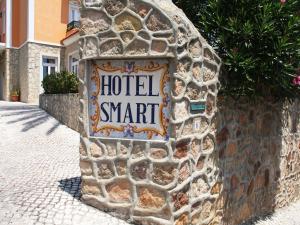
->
[0,101,130,225]
[244,201,300,225]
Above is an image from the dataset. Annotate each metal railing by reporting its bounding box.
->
[67,21,80,32]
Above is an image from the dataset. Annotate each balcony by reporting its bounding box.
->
[67,20,80,32]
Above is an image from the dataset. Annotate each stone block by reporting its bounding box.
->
[137,187,166,209]
[106,180,132,203]
[80,160,93,176]
[82,180,102,196]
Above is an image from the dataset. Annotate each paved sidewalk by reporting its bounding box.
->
[0,101,130,225]
[243,201,300,225]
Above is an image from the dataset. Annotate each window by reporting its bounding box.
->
[42,57,58,78]
[69,4,80,22]
[69,53,79,75]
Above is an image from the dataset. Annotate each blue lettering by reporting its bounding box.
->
[101,75,112,96]
[148,103,160,124]
[122,75,134,96]
[136,75,147,96]
[136,103,147,124]
[112,76,121,96]
[123,103,133,123]
[110,102,121,123]
[148,75,159,96]
[100,102,110,122]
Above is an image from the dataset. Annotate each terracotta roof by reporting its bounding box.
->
[61,29,79,44]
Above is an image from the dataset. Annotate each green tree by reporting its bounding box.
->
[175,0,300,99]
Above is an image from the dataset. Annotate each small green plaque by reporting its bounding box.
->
[190,102,206,113]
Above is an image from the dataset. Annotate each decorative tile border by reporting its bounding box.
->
[89,60,171,141]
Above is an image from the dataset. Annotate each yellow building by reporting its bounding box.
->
[0,0,80,103]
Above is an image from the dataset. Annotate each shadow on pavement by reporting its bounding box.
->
[6,111,46,124]
[1,108,41,117]
[0,103,61,134]
[0,104,38,111]
[58,177,82,200]
[47,122,61,135]
[240,214,272,225]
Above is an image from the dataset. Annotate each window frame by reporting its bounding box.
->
[39,54,60,94]
[42,56,58,78]
[68,51,79,75]
[69,3,80,23]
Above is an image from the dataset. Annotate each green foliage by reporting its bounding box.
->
[11,89,20,96]
[42,71,79,94]
[175,0,300,99]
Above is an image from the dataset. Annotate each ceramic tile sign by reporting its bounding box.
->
[88,59,171,141]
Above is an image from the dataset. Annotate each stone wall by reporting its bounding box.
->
[79,1,221,225]
[26,42,65,103]
[18,42,65,103]
[2,42,69,103]
[0,51,6,100]
[7,49,20,95]
[0,48,20,101]
[39,93,80,132]
[216,98,300,225]
[19,44,29,103]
